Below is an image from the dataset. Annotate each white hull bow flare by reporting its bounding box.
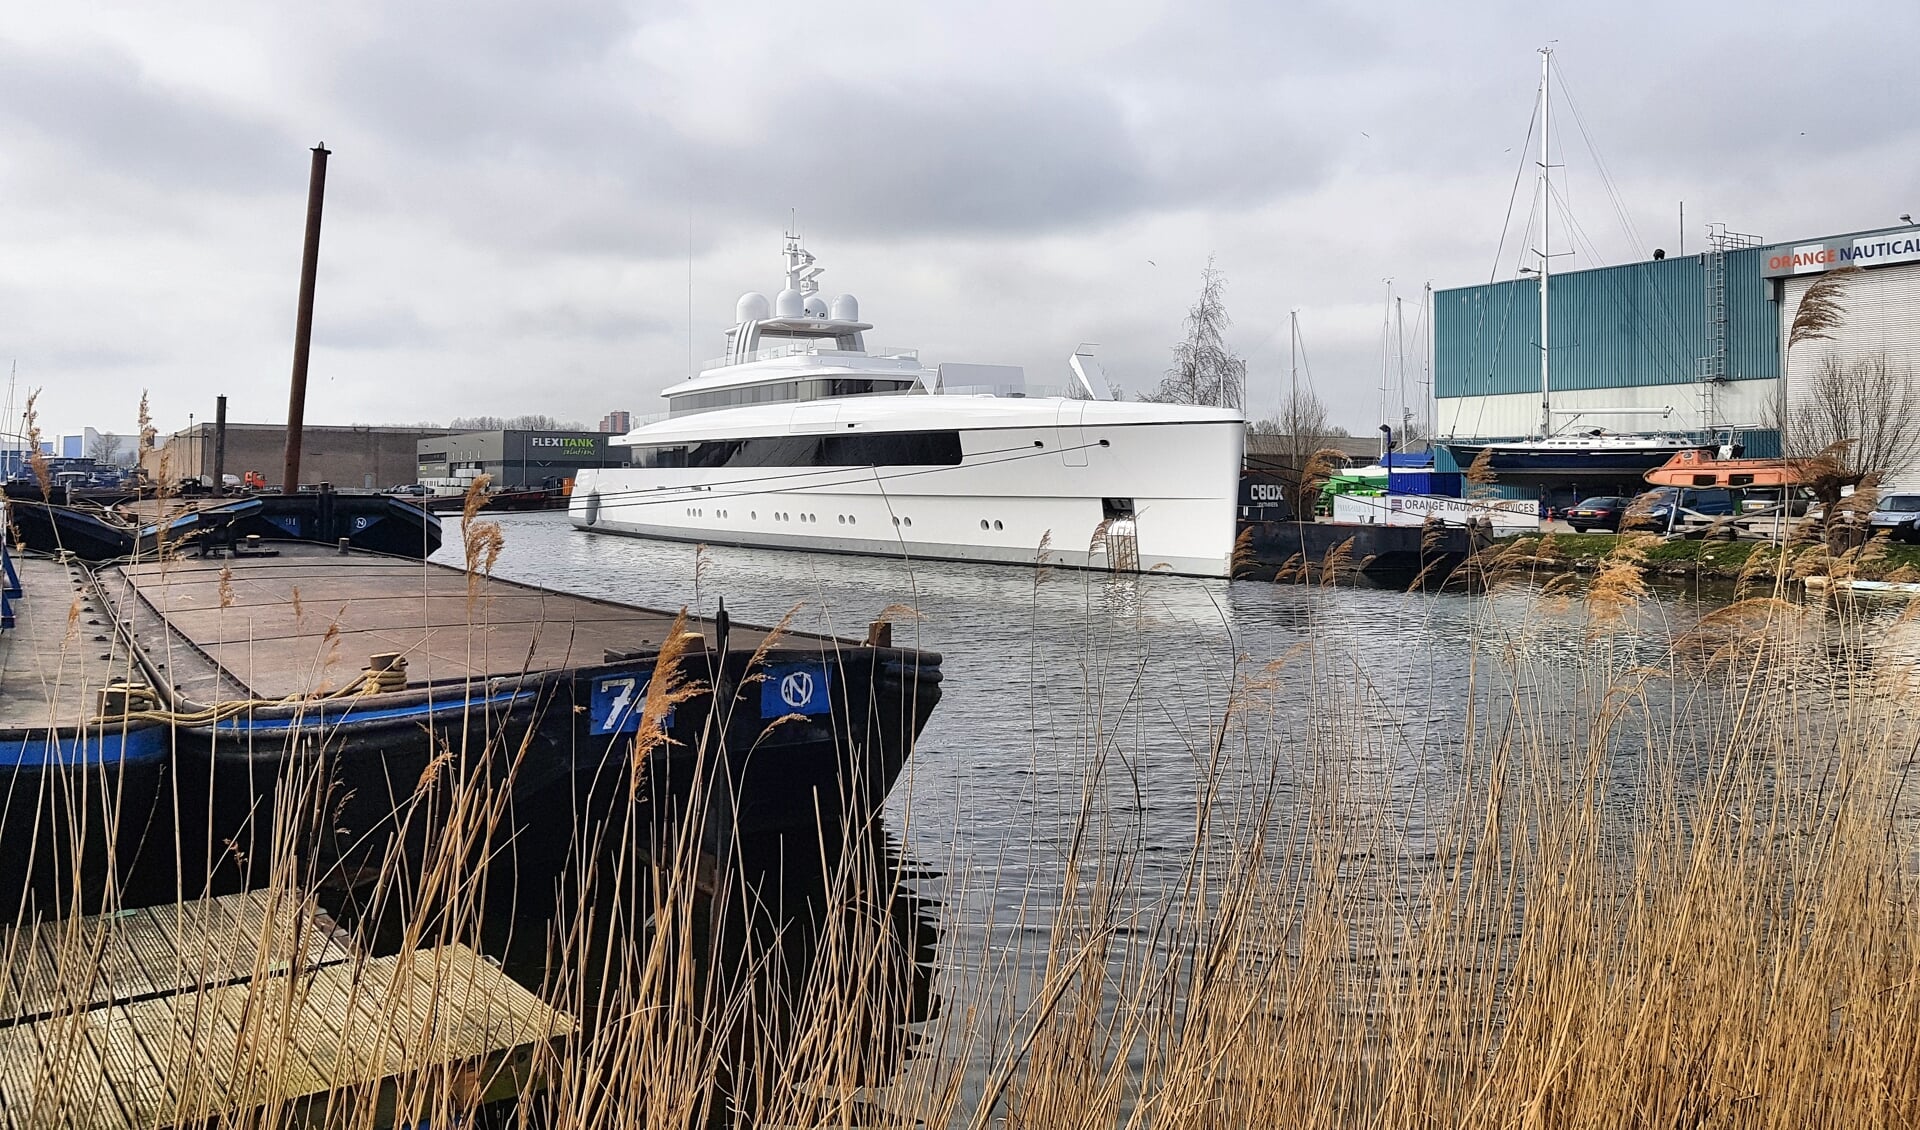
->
[571,235,1244,578]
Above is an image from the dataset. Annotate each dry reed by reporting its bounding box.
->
[10,515,1920,1130]
[1788,263,1859,348]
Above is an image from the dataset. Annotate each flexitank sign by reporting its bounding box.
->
[1762,229,1920,277]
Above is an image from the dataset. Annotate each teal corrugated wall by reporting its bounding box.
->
[1435,250,1780,398]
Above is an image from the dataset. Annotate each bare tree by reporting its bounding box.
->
[87,431,127,466]
[450,413,586,431]
[1248,386,1342,511]
[1259,387,1320,510]
[1776,352,1920,478]
[507,413,584,431]
[1142,258,1245,409]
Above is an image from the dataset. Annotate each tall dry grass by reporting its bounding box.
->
[7,517,1920,1129]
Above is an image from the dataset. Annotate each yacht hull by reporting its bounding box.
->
[571,419,1243,578]
[1442,441,1703,479]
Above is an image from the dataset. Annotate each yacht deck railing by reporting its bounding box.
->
[701,343,921,371]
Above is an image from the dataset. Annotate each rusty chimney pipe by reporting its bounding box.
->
[283,143,330,493]
[213,394,228,495]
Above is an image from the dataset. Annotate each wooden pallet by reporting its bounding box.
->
[0,892,573,1129]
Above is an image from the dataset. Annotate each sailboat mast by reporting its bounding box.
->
[1396,295,1408,438]
[1423,282,1434,441]
[1289,309,1298,412]
[1538,46,1552,439]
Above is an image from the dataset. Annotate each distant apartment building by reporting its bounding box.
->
[599,410,632,434]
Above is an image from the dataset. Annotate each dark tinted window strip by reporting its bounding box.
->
[668,377,921,416]
[630,431,965,469]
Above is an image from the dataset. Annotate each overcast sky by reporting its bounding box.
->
[3,0,1915,442]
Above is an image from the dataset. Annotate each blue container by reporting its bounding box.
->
[1388,472,1464,497]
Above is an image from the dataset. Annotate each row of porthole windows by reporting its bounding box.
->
[980,519,1004,531]
[682,509,925,528]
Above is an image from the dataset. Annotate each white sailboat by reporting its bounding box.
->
[569,235,1246,577]
[1441,49,1702,479]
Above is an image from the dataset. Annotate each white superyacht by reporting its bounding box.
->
[570,237,1245,577]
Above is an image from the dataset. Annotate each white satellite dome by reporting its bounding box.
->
[774,287,805,318]
[829,293,860,321]
[735,291,771,323]
[803,294,829,317]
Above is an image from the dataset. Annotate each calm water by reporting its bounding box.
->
[424,514,1920,1112]
[431,515,1747,928]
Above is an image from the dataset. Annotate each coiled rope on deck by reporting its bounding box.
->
[90,652,420,726]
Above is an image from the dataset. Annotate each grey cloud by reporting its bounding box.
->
[44,344,147,369]
[322,0,675,164]
[700,80,1153,236]
[320,306,439,351]
[0,40,298,192]
[7,0,1919,437]
[503,303,674,342]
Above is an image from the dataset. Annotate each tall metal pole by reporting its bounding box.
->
[1538,48,1552,439]
[283,144,330,492]
[213,395,228,495]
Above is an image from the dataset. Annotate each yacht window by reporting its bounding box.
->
[628,430,963,469]
[670,381,805,416]
[670,378,919,416]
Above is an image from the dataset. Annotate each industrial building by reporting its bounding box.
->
[416,430,626,491]
[152,422,454,489]
[1433,220,1920,498]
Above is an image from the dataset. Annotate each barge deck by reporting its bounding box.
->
[82,543,940,892]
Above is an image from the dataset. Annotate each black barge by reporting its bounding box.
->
[77,543,940,896]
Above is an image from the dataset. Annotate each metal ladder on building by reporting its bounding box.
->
[1695,224,1763,432]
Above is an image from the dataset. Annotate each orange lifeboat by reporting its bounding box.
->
[1644,448,1807,489]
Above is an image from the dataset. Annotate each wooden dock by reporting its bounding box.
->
[0,890,573,1129]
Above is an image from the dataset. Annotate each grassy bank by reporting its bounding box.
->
[1494,529,1920,582]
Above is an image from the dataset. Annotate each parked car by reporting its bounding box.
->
[1564,496,1630,532]
[1869,493,1920,542]
[1629,487,1741,530]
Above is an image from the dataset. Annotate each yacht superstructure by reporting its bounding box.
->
[569,236,1245,577]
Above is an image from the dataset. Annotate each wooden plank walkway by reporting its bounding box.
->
[0,892,573,1129]
[1,891,350,1024]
